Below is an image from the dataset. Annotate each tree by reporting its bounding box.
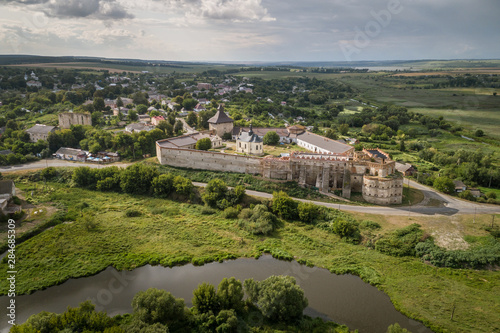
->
[339,123,349,135]
[324,128,338,140]
[433,177,455,194]
[132,288,186,325]
[133,92,148,106]
[186,112,197,127]
[271,191,297,220]
[202,179,228,207]
[174,120,184,134]
[263,131,280,145]
[244,275,308,322]
[72,167,97,189]
[386,323,411,333]
[151,174,175,197]
[120,164,159,195]
[216,277,244,312]
[156,121,174,137]
[93,97,105,111]
[173,175,193,196]
[183,98,198,110]
[399,139,406,152]
[192,282,219,314]
[136,104,148,115]
[458,190,474,201]
[297,202,318,223]
[128,110,138,122]
[116,97,124,108]
[196,138,212,151]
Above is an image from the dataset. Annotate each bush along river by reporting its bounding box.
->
[0,255,432,333]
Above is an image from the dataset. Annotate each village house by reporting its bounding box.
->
[138,115,151,123]
[54,147,88,162]
[125,122,155,133]
[453,180,467,193]
[151,116,165,126]
[96,151,120,162]
[395,162,416,176]
[26,124,58,143]
[194,103,206,112]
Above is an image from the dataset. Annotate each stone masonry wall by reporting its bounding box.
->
[362,176,403,205]
[157,144,261,175]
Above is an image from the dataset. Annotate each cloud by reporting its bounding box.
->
[5,0,133,20]
[144,0,275,22]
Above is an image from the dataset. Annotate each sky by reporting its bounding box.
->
[0,0,499,62]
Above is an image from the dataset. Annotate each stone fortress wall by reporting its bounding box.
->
[59,112,92,129]
[157,141,404,205]
[156,144,261,175]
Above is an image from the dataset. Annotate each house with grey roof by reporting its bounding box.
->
[25,124,58,143]
[236,124,263,155]
[54,147,88,162]
[297,131,355,155]
[125,122,155,133]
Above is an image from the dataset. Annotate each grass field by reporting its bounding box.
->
[411,107,500,139]
[8,62,240,74]
[0,182,498,333]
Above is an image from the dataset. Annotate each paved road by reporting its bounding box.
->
[2,160,499,216]
[0,159,132,172]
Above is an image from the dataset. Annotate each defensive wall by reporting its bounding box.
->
[156,142,261,175]
[156,143,403,205]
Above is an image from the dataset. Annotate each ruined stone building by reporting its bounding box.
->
[58,112,92,129]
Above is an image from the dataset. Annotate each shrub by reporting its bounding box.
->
[222,207,239,219]
[238,204,279,235]
[359,220,381,230]
[173,175,193,196]
[152,174,175,197]
[201,206,216,215]
[375,224,423,257]
[120,164,159,195]
[202,179,228,207]
[271,191,298,220]
[125,209,142,217]
[297,202,318,223]
[332,218,359,240]
[485,192,497,200]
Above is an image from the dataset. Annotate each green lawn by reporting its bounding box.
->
[0,182,498,333]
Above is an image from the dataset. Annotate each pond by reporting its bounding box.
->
[0,255,432,333]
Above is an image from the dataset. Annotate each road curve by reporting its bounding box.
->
[1,160,499,217]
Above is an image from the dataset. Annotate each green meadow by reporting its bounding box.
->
[0,181,498,333]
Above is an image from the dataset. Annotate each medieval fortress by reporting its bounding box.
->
[157,106,403,205]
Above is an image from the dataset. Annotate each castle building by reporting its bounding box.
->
[157,140,403,205]
[236,124,263,155]
[208,105,234,137]
[58,112,92,129]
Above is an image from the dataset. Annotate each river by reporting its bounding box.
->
[0,255,432,333]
